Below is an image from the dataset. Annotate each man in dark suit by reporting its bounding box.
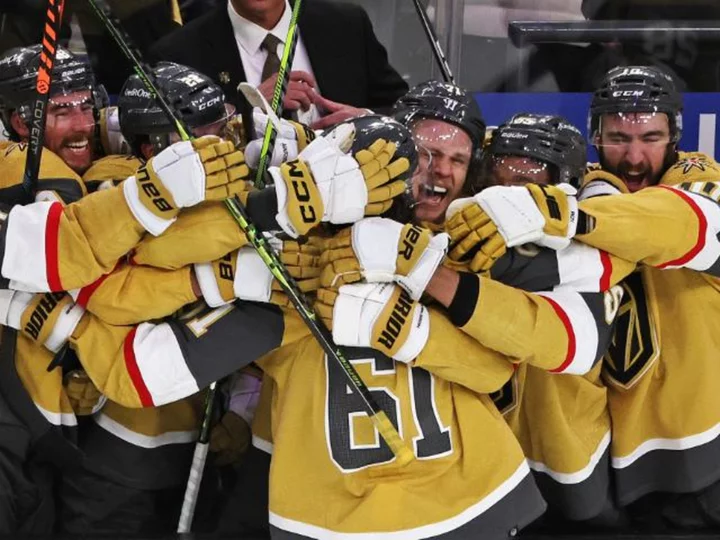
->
[149,0,408,129]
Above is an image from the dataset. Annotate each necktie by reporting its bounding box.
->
[260,33,282,82]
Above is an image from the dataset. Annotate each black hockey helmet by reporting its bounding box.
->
[334,114,420,224]
[0,44,104,140]
[118,62,231,154]
[489,113,587,186]
[393,80,485,158]
[589,65,683,143]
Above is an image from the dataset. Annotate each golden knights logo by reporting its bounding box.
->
[675,155,715,175]
[602,271,660,389]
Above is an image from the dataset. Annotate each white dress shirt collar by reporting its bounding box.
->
[227,0,292,56]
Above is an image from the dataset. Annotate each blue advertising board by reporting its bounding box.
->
[475,93,720,161]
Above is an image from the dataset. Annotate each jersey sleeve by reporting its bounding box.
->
[491,241,635,292]
[448,274,618,375]
[70,262,198,325]
[410,307,514,395]
[69,301,305,408]
[82,154,142,193]
[578,183,720,275]
[131,201,248,269]
[0,187,146,292]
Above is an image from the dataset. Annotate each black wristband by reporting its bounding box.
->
[447,272,480,327]
[246,188,280,232]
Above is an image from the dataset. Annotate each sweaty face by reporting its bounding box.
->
[489,155,552,187]
[596,112,671,193]
[44,90,96,174]
[410,119,472,224]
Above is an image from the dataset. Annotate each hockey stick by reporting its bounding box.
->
[22,0,67,203]
[176,381,216,532]
[253,0,302,189]
[412,0,455,84]
[86,0,414,517]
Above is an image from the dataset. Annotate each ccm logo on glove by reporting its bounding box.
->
[24,292,65,341]
[285,159,317,224]
[376,287,414,351]
[136,166,173,213]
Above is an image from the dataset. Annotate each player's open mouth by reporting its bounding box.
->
[65,139,90,154]
[621,171,648,191]
[421,184,448,206]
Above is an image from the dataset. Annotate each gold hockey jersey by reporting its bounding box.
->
[576,153,720,504]
[259,309,545,540]
[0,142,87,204]
[456,242,630,521]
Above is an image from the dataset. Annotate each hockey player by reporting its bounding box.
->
[0,44,105,189]
[0,130,250,533]
[443,66,720,530]
[460,113,626,527]
[392,80,486,224]
[484,113,586,188]
[321,86,635,526]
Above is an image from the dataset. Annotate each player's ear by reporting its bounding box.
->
[10,110,29,139]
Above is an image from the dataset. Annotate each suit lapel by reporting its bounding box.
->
[199,6,247,109]
[298,1,347,102]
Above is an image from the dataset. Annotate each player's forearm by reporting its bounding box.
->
[1,188,146,292]
[577,186,717,270]
[424,265,460,308]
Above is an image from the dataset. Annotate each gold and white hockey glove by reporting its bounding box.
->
[319,217,448,300]
[98,106,130,156]
[316,282,429,363]
[446,182,579,268]
[194,238,320,308]
[2,291,84,353]
[123,135,251,236]
[271,124,409,238]
[244,107,316,168]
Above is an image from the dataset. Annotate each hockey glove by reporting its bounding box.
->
[316,282,429,363]
[445,202,509,273]
[319,217,449,300]
[244,108,316,169]
[4,291,84,353]
[64,370,105,416]
[194,238,321,308]
[97,106,130,156]
[123,136,251,236]
[271,124,409,238]
[446,182,579,256]
[210,411,252,466]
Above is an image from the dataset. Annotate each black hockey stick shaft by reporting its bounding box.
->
[253,0,302,189]
[22,0,66,203]
[412,0,455,84]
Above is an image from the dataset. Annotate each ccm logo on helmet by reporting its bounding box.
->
[137,166,174,213]
[612,90,645,98]
[285,159,317,224]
